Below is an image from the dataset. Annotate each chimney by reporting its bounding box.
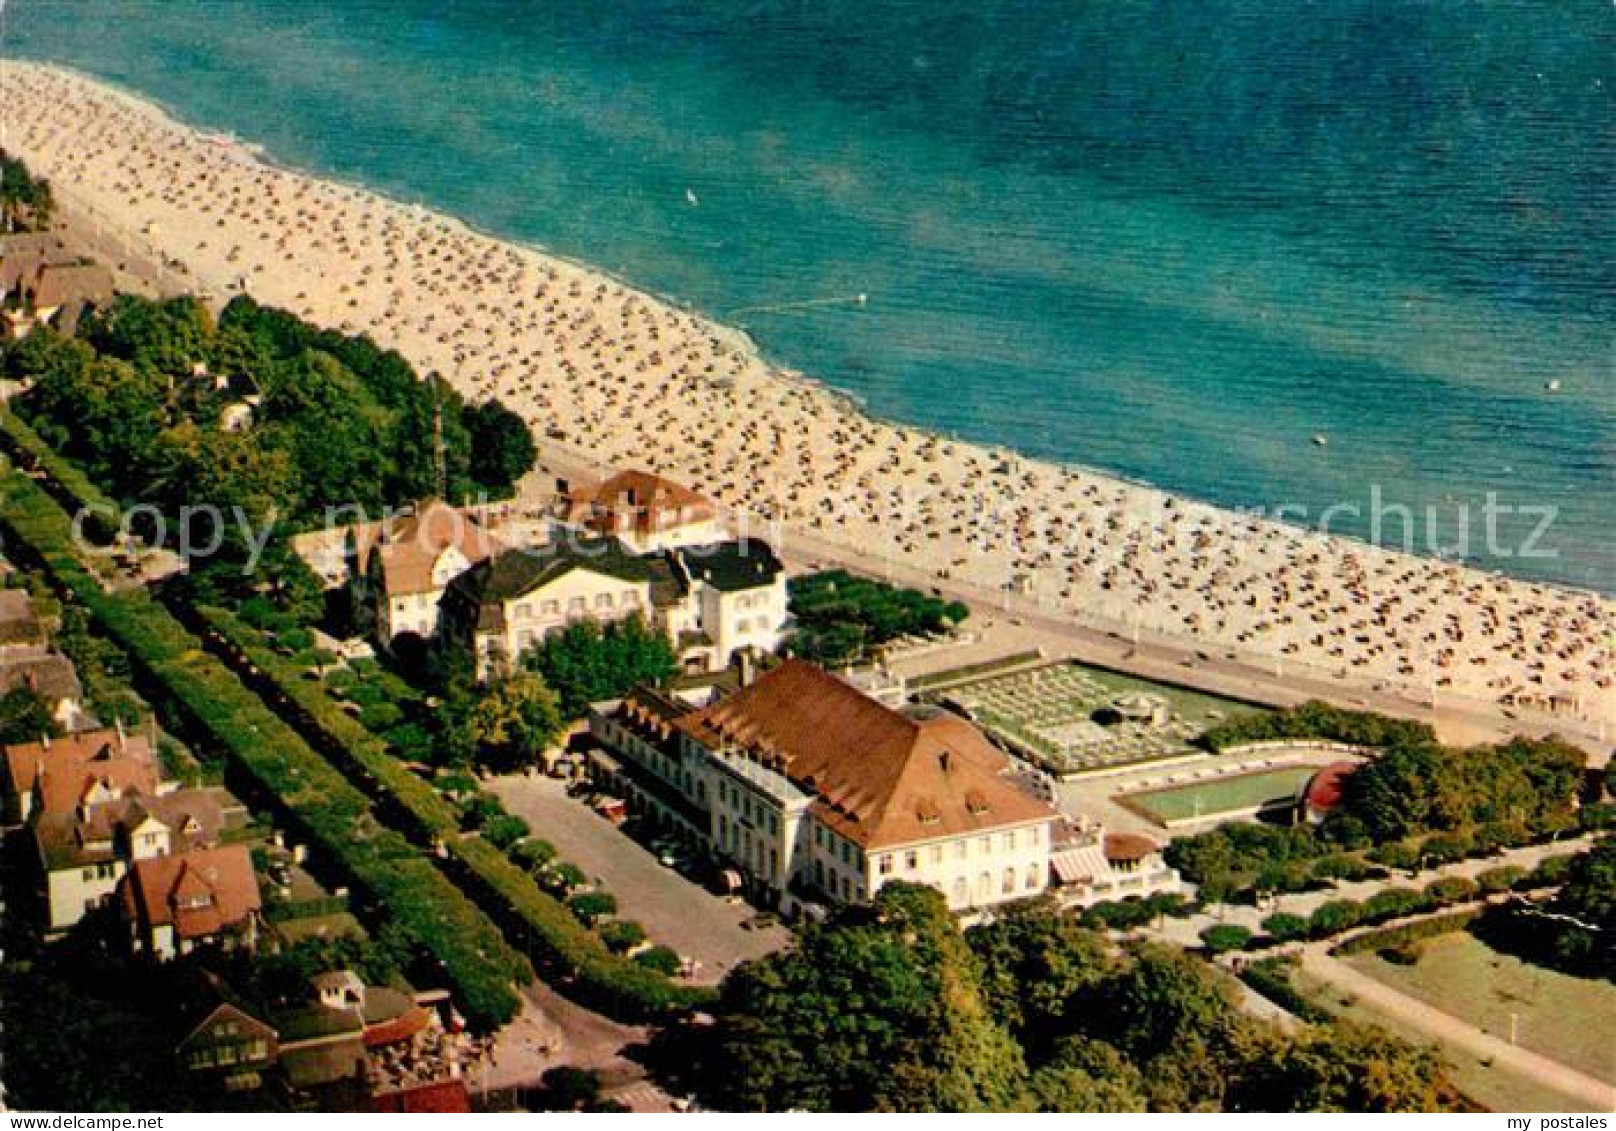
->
[738,650,755,687]
[41,731,50,750]
[116,716,127,751]
[938,750,952,773]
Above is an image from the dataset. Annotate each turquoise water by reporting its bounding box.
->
[5,0,1612,591]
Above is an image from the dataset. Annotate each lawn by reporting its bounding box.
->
[1123,766,1316,824]
[1343,933,1616,1086]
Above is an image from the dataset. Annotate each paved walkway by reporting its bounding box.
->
[1300,947,1614,1112]
[489,773,790,983]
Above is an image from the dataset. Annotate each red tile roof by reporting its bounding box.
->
[353,499,505,597]
[1301,761,1359,815]
[123,844,261,941]
[4,728,158,817]
[565,469,716,542]
[676,660,1056,849]
[1102,832,1161,863]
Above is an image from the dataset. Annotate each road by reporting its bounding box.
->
[489,773,790,983]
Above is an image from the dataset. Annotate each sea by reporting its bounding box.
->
[4,0,1612,592]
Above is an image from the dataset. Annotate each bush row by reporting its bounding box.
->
[197,605,711,1021]
[1236,958,1333,1025]
[0,465,527,1030]
[1332,909,1484,957]
[1198,700,1437,753]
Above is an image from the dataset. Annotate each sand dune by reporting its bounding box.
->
[2,61,1609,730]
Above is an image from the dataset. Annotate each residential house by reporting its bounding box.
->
[588,660,1059,914]
[347,499,508,648]
[174,972,280,1091]
[440,538,658,680]
[656,539,788,672]
[35,786,226,932]
[4,259,115,337]
[560,469,727,554]
[120,843,262,960]
[2,725,158,825]
[0,588,85,730]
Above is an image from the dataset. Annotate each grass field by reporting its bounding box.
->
[1123,765,1315,824]
[1343,933,1616,1086]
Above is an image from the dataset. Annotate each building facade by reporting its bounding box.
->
[588,660,1059,914]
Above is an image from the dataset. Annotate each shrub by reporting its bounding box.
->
[1520,853,1576,889]
[1310,853,1372,883]
[1420,833,1473,867]
[634,945,682,976]
[481,814,532,851]
[510,838,558,872]
[541,861,588,895]
[1424,876,1479,906]
[1261,912,1311,942]
[1362,887,1430,923]
[1474,866,1525,894]
[1367,841,1421,872]
[1199,925,1253,954]
[1308,899,1366,938]
[598,920,647,954]
[1334,909,1482,956]
[568,891,618,925]
[1237,958,1333,1024]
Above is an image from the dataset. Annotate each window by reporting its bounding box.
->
[568,596,587,614]
[814,859,825,885]
[1002,868,1016,894]
[622,590,639,608]
[1026,864,1042,890]
[878,854,894,876]
[978,837,991,856]
[596,592,614,609]
[542,599,560,615]
[1002,832,1016,851]
[930,845,943,865]
[955,840,968,860]
[951,877,968,905]
[904,850,918,871]
[977,872,992,899]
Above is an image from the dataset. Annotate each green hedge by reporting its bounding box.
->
[0,466,526,1030]
[1237,958,1333,1025]
[1199,700,1435,753]
[1333,909,1482,956]
[200,606,711,1021]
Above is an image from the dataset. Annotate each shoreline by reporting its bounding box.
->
[2,59,1610,742]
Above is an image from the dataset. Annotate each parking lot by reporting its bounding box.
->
[488,773,790,984]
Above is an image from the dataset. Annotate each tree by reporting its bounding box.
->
[465,399,537,497]
[525,615,677,718]
[597,919,647,954]
[568,891,618,925]
[0,686,61,744]
[634,945,682,975]
[1261,912,1310,942]
[1199,925,1253,954]
[690,884,1027,1111]
[967,901,1119,1058]
[459,671,563,771]
[1229,1021,1447,1112]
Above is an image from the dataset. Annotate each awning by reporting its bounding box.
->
[1050,845,1108,887]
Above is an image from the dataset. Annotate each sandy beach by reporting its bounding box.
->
[2,61,1610,738]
